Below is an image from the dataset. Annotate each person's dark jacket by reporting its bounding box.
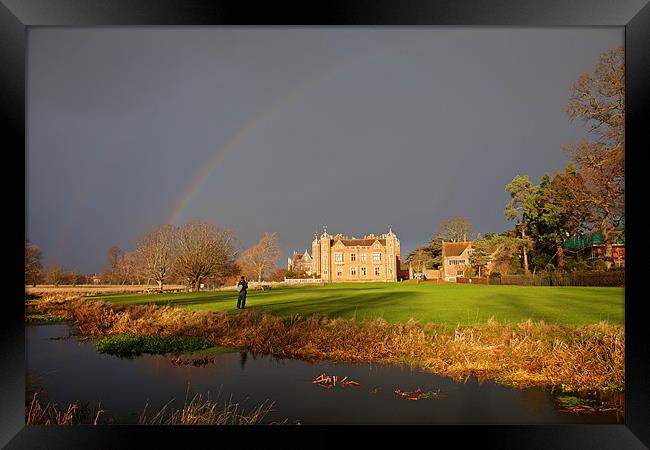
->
[237,280,248,292]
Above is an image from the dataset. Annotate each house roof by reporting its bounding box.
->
[564,231,624,250]
[334,239,386,247]
[443,241,471,257]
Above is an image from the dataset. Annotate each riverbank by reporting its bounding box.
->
[30,294,624,392]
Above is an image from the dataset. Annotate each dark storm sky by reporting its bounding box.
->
[26,27,622,274]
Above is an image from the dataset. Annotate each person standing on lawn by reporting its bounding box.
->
[236,276,248,309]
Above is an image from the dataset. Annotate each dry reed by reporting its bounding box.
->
[26,393,101,425]
[26,392,276,425]
[138,393,274,425]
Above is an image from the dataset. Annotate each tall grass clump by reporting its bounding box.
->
[139,394,275,425]
[26,393,102,425]
[26,392,279,425]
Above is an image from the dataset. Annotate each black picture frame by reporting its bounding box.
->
[2,0,648,448]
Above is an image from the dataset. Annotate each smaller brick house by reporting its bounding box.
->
[441,241,473,282]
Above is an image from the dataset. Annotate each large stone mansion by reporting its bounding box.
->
[288,226,402,282]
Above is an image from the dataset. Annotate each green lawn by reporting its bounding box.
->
[88,282,624,327]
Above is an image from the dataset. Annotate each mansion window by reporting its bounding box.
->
[350,253,356,262]
[449,259,466,266]
[457,270,464,276]
[351,267,357,276]
[336,265,343,277]
[373,252,382,262]
[335,253,343,263]
[360,253,367,262]
[361,267,367,276]
[374,266,381,276]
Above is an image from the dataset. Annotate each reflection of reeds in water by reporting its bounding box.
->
[138,393,276,425]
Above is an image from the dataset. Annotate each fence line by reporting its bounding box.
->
[489,271,624,287]
[284,278,323,284]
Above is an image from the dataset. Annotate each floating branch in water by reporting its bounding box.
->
[311,373,362,388]
[170,355,215,367]
[394,388,441,401]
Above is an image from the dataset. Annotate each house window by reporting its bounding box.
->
[336,265,343,277]
[361,267,367,276]
[457,270,464,276]
[350,253,356,262]
[373,252,381,262]
[351,267,357,276]
[335,253,343,263]
[374,266,381,276]
[360,253,367,262]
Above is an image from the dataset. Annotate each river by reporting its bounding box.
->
[26,323,623,424]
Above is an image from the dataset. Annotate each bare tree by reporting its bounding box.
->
[238,232,281,283]
[434,217,475,242]
[46,264,65,287]
[406,248,433,274]
[25,240,43,286]
[174,221,238,292]
[135,224,176,291]
[116,251,142,285]
[67,270,83,287]
[103,246,123,284]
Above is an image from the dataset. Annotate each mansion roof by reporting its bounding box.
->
[335,239,387,247]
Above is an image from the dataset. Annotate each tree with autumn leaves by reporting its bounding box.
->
[505,45,624,272]
[564,45,624,247]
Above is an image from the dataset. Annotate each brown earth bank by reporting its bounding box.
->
[28,294,624,393]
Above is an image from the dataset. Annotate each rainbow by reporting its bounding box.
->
[165,40,411,226]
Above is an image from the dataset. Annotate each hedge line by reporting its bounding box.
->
[489,271,624,287]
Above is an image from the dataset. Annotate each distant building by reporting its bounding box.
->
[309,226,401,282]
[440,240,504,281]
[287,250,314,275]
[564,222,625,268]
[441,240,474,282]
[89,274,102,284]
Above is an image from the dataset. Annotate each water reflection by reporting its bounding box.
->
[26,323,623,425]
